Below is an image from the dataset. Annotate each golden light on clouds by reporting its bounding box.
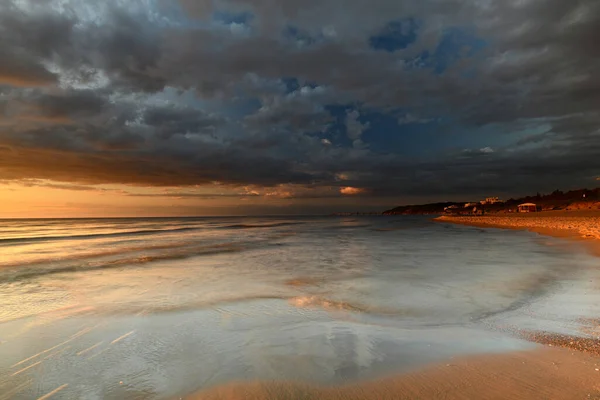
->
[340,187,366,195]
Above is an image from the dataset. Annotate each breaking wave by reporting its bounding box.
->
[222,222,305,229]
[0,226,202,245]
[0,241,257,283]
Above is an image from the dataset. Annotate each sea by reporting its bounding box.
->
[0,216,599,399]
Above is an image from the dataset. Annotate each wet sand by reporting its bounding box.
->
[436,210,600,256]
[189,347,600,399]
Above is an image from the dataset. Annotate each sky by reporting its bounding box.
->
[0,0,599,217]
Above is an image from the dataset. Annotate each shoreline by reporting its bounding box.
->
[435,210,600,257]
[189,346,600,399]
[188,211,600,399]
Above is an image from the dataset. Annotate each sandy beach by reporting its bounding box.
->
[436,210,600,256]
[189,347,600,399]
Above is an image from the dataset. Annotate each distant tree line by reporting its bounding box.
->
[382,187,600,215]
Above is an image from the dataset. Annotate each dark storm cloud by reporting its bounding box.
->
[31,90,109,120]
[125,191,259,199]
[0,2,72,86]
[444,0,600,127]
[0,145,318,187]
[0,0,599,203]
[0,50,58,87]
[89,11,166,92]
[142,106,226,138]
[243,86,334,133]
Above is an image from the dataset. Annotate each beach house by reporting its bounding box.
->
[444,205,461,214]
[517,203,539,213]
[480,197,502,205]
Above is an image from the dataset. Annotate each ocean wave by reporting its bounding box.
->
[0,226,202,245]
[371,227,411,232]
[290,296,369,312]
[285,277,322,287]
[26,294,401,320]
[469,271,563,322]
[0,241,253,283]
[371,223,431,232]
[328,224,372,230]
[7,295,295,321]
[0,240,197,269]
[221,222,304,229]
[134,295,292,316]
[288,296,421,317]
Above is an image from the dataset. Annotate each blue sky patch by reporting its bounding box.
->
[427,28,487,74]
[369,19,419,52]
[283,25,324,47]
[281,77,300,93]
[212,11,253,25]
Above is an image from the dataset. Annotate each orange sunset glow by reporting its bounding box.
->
[0,180,382,218]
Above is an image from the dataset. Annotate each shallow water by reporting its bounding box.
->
[0,216,598,399]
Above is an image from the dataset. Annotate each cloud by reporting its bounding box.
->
[340,187,366,195]
[397,113,431,125]
[13,179,106,192]
[345,110,370,148]
[0,57,58,87]
[142,105,226,138]
[0,0,599,209]
[461,146,495,157]
[0,3,70,87]
[244,85,334,133]
[124,191,258,199]
[26,90,108,122]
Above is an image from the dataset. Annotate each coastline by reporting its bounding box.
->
[189,347,600,399]
[435,210,600,342]
[435,210,600,257]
